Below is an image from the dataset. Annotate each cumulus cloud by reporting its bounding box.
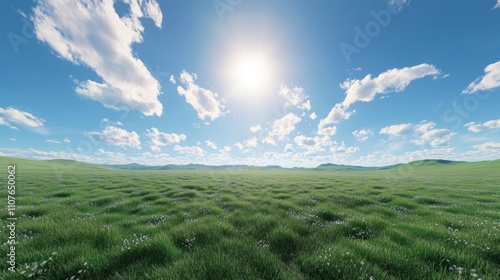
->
[464,119,500,132]
[250,124,261,133]
[145,127,186,151]
[379,123,413,137]
[412,122,456,147]
[284,144,295,152]
[278,84,311,110]
[174,145,206,157]
[263,113,301,145]
[463,61,500,94]
[380,122,456,147]
[32,0,163,116]
[330,141,359,154]
[473,142,500,151]
[89,126,141,149]
[353,129,373,142]
[317,104,352,136]
[294,135,330,154]
[169,75,176,84]
[235,137,258,153]
[0,107,46,133]
[205,140,217,150]
[177,71,224,121]
[63,138,71,143]
[309,112,317,120]
[340,64,440,108]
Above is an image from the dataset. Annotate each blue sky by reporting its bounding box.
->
[1,0,500,167]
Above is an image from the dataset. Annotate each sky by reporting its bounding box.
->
[1,0,500,168]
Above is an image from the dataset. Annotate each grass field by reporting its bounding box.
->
[1,156,499,279]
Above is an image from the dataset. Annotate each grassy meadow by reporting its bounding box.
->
[0,156,499,279]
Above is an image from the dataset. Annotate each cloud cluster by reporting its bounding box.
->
[353,129,373,142]
[317,64,440,139]
[89,126,141,149]
[263,113,301,145]
[177,71,224,121]
[379,121,456,147]
[146,127,186,151]
[174,145,206,157]
[279,84,311,111]
[235,137,258,153]
[32,0,164,116]
[294,135,330,154]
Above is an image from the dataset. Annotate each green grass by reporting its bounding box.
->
[0,156,499,279]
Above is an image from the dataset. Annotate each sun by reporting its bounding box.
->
[228,51,276,99]
[233,55,270,90]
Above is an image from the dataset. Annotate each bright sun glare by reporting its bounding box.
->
[229,52,275,99]
[234,56,268,88]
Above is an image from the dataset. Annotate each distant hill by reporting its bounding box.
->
[0,156,112,171]
[105,163,286,171]
[1,156,499,174]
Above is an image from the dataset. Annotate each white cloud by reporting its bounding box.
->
[0,117,19,130]
[32,0,163,116]
[380,122,456,147]
[169,75,176,84]
[284,144,295,152]
[102,118,124,126]
[0,107,46,133]
[318,103,353,133]
[278,84,311,110]
[63,138,71,143]
[250,124,261,133]
[235,137,258,153]
[388,0,411,9]
[294,135,330,154]
[353,129,373,142]
[205,140,217,150]
[463,61,500,94]
[330,141,359,154]
[495,1,500,9]
[46,139,60,144]
[174,145,206,157]
[263,113,301,145]
[89,126,141,149]
[177,71,224,120]
[473,142,500,151]
[219,146,232,153]
[412,122,456,147]
[145,127,186,151]
[317,126,337,137]
[340,64,440,108]
[465,119,500,132]
[309,112,317,120]
[379,123,413,137]
[97,148,126,159]
[10,138,17,141]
